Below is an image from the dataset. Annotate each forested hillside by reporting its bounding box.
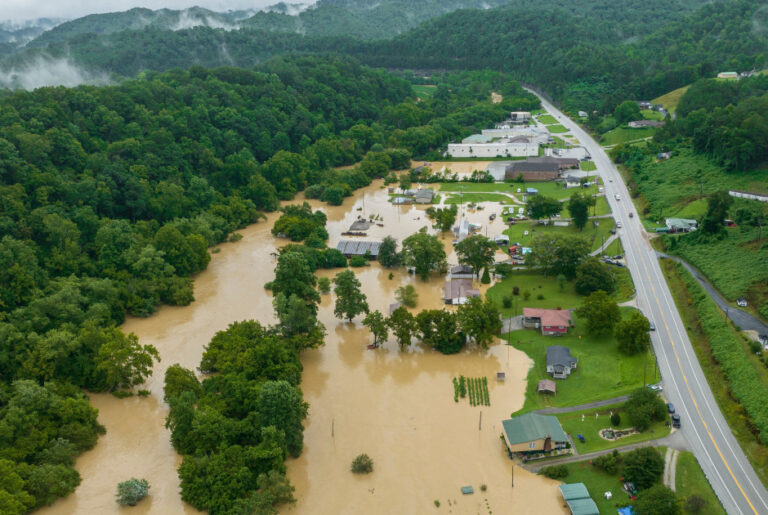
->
[0,58,537,511]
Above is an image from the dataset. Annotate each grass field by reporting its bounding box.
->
[487,272,585,315]
[652,85,690,114]
[600,126,657,146]
[601,236,623,257]
[537,114,558,124]
[413,84,436,100]
[547,124,569,134]
[661,260,768,489]
[440,182,516,193]
[561,196,611,218]
[516,181,599,200]
[640,109,665,121]
[503,217,616,252]
[580,160,597,171]
[443,192,512,204]
[506,310,658,414]
[558,403,670,454]
[676,451,726,514]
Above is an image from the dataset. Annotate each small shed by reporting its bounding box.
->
[737,297,748,308]
[537,379,556,395]
[497,372,506,382]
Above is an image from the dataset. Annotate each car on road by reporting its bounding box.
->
[615,194,621,200]
[671,414,681,428]
[616,221,622,228]
[667,403,675,414]
[609,178,613,182]
[647,383,663,392]
[629,212,634,218]
[649,321,656,331]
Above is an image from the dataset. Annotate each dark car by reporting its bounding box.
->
[667,403,675,414]
[649,321,656,331]
[671,414,681,428]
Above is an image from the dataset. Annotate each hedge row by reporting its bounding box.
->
[678,263,768,444]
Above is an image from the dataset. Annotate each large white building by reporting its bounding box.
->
[482,126,550,145]
[446,140,539,158]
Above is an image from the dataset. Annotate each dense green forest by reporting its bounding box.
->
[3,0,760,113]
[0,58,537,511]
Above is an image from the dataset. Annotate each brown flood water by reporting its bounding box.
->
[41,170,566,515]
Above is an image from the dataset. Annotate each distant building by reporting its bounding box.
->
[628,120,664,128]
[461,134,494,144]
[501,413,568,453]
[446,140,538,158]
[546,346,578,379]
[737,297,748,308]
[578,111,588,118]
[443,279,480,304]
[336,240,382,259]
[523,307,574,335]
[638,101,653,110]
[449,265,474,280]
[729,190,768,203]
[509,111,531,124]
[665,218,698,233]
[717,71,739,79]
[413,188,435,204]
[391,196,411,205]
[657,152,672,160]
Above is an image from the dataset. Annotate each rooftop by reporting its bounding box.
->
[502,413,568,445]
[444,279,479,300]
[336,240,382,256]
[546,345,577,368]
[523,307,573,327]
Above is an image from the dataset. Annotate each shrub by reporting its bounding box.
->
[536,293,545,300]
[540,465,569,479]
[317,277,331,294]
[502,295,513,309]
[434,500,441,507]
[684,494,706,514]
[623,448,664,489]
[513,286,520,295]
[480,484,487,492]
[481,268,491,284]
[351,453,374,474]
[610,412,621,426]
[624,388,666,431]
[523,289,531,301]
[349,255,367,267]
[116,478,150,506]
[593,451,619,474]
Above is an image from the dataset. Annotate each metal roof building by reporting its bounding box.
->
[336,240,383,259]
[558,483,599,515]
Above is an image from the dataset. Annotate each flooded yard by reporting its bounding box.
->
[40,168,565,514]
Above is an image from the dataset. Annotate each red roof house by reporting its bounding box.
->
[522,308,574,336]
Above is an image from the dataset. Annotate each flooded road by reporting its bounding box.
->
[41,168,565,514]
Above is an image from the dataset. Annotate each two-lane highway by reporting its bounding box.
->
[529,91,768,514]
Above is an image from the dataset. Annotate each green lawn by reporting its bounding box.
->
[503,218,615,252]
[444,192,512,204]
[601,236,623,257]
[640,109,665,121]
[548,124,569,134]
[538,114,558,124]
[506,310,658,414]
[558,404,670,454]
[413,84,436,100]
[514,181,599,200]
[580,160,597,171]
[601,126,657,146]
[561,196,611,218]
[488,272,585,315]
[440,182,515,193]
[676,451,726,514]
[652,85,690,114]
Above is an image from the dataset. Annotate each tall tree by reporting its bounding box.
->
[623,448,665,490]
[401,229,447,280]
[526,195,562,222]
[700,190,733,234]
[455,234,497,279]
[273,293,325,349]
[575,290,621,334]
[416,309,465,354]
[633,485,681,515]
[95,329,160,392]
[615,311,651,354]
[378,236,400,268]
[387,307,418,350]
[363,310,389,347]
[272,251,320,308]
[333,269,369,321]
[457,296,502,348]
[614,100,642,125]
[426,205,458,233]
[253,381,308,458]
[526,234,589,278]
[568,191,594,230]
[574,258,616,295]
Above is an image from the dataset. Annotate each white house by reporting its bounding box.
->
[509,111,531,124]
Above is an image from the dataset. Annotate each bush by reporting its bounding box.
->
[502,295,513,309]
[536,293,544,300]
[116,478,150,506]
[624,388,666,431]
[684,494,706,514]
[540,465,569,479]
[481,268,491,284]
[317,277,331,294]
[523,289,531,300]
[349,255,368,267]
[593,450,620,474]
[611,412,621,426]
[351,453,374,474]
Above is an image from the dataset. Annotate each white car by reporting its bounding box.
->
[616,221,622,228]
[615,194,621,200]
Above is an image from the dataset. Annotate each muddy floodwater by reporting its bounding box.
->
[41,168,566,514]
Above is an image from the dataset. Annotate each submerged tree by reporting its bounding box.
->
[333,269,369,321]
[116,478,150,506]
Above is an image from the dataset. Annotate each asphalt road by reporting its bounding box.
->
[529,92,768,514]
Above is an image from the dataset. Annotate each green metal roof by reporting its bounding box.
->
[501,413,568,445]
[559,483,590,501]
[566,498,599,515]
